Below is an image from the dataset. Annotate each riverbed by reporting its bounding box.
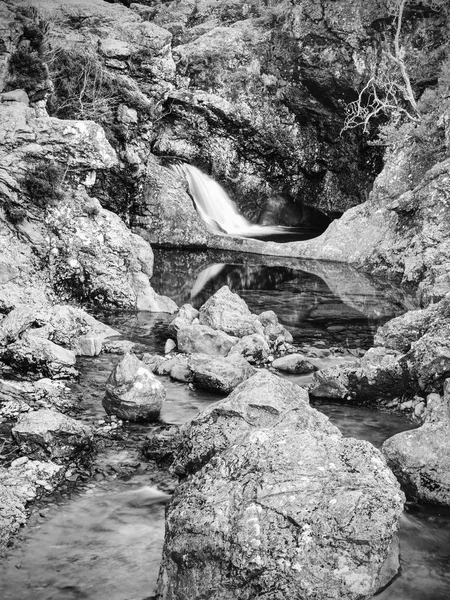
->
[0,250,449,600]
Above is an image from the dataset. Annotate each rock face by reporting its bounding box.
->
[382,379,450,506]
[12,409,93,459]
[157,427,404,600]
[103,353,166,422]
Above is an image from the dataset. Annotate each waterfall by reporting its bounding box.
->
[171,163,293,238]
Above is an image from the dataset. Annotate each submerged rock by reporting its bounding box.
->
[382,379,450,506]
[157,426,404,600]
[12,409,93,460]
[103,353,166,422]
[171,370,337,476]
[188,353,255,394]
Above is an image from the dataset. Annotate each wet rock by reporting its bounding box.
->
[199,286,263,338]
[156,355,189,377]
[103,353,166,422]
[309,347,410,403]
[188,353,255,394]
[177,323,238,356]
[0,457,62,556]
[169,362,193,383]
[168,304,199,338]
[257,310,293,347]
[143,425,183,468]
[227,333,270,364]
[1,332,78,379]
[12,409,93,460]
[382,380,450,506]
[157,426,404,600]
[272,353,318,374]
[171,370,337,476]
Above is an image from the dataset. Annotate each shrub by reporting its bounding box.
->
[7,48,48,93]
[23,161,64,209]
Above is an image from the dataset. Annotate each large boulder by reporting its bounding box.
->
[188,353,255,394]
[177,324,238,356]
[12,409,93,460]
[198,286,263,337]
[157,426,404,600]
[171,370,338,476]
[103,353,166,422]
[382,379,450,506]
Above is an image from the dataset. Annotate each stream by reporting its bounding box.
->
[1,250,449,600]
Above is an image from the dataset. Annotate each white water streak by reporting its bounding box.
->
[171,163,292,237]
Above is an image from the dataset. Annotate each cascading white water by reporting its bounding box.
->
[171,163,293,238]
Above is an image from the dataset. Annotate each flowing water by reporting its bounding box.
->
[1,250,449,600]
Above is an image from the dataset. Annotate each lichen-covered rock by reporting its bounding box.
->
[1,332,78,379]
[171,370,337,476]
[157,426,404,600]
[177,323,238,356]
[103,353,166,421]
[12,409,93,459]
[272,353,318,374]
[188,352,255,394]
[382,379,450,506]
[0,457,62,556]
[199,285,263,337]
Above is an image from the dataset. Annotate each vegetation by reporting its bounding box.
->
[23,161,65,209]
[343,0,449,144]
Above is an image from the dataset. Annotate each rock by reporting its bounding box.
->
[309,347,411,403]
[382,380,450,506]
[171,370,338,476]
[227,333,270,364]
[156,355,188,377]
[272,353,318,374]
[177,324,238,356]
[0,304,119,356]
[170,362,193,383]
[0,378,71,414]
[0,457,62,556]
[168,304,199,338]
[12,409,93,460]
[1,332,78,379]
[164,339,176,354]
[142,425,183,468]
[103,353,166,422]
[198,286,263,337]
[188,353,255,394]
[157,426,404,600]
[257,310,293,346]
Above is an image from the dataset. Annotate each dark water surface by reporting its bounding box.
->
[1,250,449,600]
